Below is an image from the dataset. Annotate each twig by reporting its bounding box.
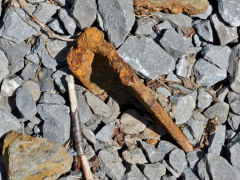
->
[67,75,93,180]
[17,0,74,42]
[206,89,220,103]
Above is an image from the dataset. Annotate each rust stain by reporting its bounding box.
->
[67,27,194,152]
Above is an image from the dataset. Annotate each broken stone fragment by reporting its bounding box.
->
[2,131,73,180]
[133,0,209,15]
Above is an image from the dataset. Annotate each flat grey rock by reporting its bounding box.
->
[16,87,37,119]
[227,133,240,170]
[195,20,214,42]
[0,50,9,83]
[118,36,175,79]
[26,0,45,4]
[157,87,172,97]
[168,149,187,174]
[38,68,54,92]
[197,153,237,180]
[217,85,230,102]
[85,144,95,160]
[228,113,240,131]
[201,45,231,69]
[96,123,115,143]
[122,148,148,164]
[191,4,212,19]
[52,68,71,93]
[176,55,188,77]
[182,168,199,180]
[204,102,229,124]
[227,91,240,115]
[208,125,226,155]
[157,140,176,155]
[0,95,11,112]
[193,34,201,47]
[1,76,22,97]
[122,165,146,180]
[22,81,41,102]
[157,21,173,31]
[228,44,240,93]
[98,149,126,180]
[84,91,112,118]
[135,18,153,36]
[225,129,236,141]
[71,0,97,29]
[194,59,227,87]
[102,97,120,124]
[37,104,70,144]
[211,14,238,45]
[0,108,21,138]
[48,19,66,34]
[0,7,37,43]
[98,0,135,47]
[140,141,165,163]
[20,61,38,81]
[197,88,213,110]
[39,92,66,105]
[187,150,205,169]
[59,8,76,35]
[25,53,40,64]
[170,91,197,124]
[81,124,96,144]
[159,29,189,59]
[218,0,240,27]
[161,175,177,180]
[143,163,166,180]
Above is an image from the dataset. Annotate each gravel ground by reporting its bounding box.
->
[0,0,240,180]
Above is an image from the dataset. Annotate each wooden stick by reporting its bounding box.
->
[67,75,93,180]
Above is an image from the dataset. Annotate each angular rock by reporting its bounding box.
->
[157,87,172,97]
[25,52,40,64]
[2,131,72,180]
[135,18,153,36]
[37,104,71,144]
[0,108,21,138]
[201,45,231,69]
[48,19,66,34]
[120,109,147,134]
[195,20,214,42]
[193,34,201,47]
[118,36,175,79]
[143,163,166,180]
[194,59,227,87]
[20,61,38,80]
[59,8,76,35]
[85,144,95,159]
[71,0,97,29]
[217,85,230,102]
[159,29,189,59]
[22,80,41,101]
[122,165,146,180]
[187,149,205,169]
[39,92,66,105]
[204,102,229,124]
[176,55,188,77]
[102,97,120,124]
[81,124,96,144]
[0,7,37,43]
[16,87,37,119]
[182,168,199,180]
[0,76,22,97]
[170,91,197,124]
[227,91,240,115]
[197,153,237,180]
[85,91,112,117]
[122,148,148,164]
[27,0,45,4]
[197,88,213,110]
[98,149,126,180]
[225,129,236,141]
[211,14,238,45]
[227,133,240,170]
[98,0,135,47]
[140,141,165,163]
[208,124,225,155]
[228,113,240,131]
[52,68,71,93]
[161,175,177,180]
[168,149,187,174]
[0,95,11,112]
[157,21,173,30]
[85,114,102,131]
[0,50,9,83]
[157,140,176,155]
[191,4,212,19]
[96,123,115,143]
[228,44,240,93]
[218,0,240,27]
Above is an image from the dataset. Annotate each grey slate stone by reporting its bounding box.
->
[0,95,11,112]
[211,14,238,45]
[182,168,199,180]
[161,175,177,180]
[84,91,112,118]
[81,124,96,144]
[218,85,230,102]
[201,45,231,69]
[170,91,197,124]
[194,59,227,87]
[25,53,40,64]
[39,92,66,105]
[48,19,66,34]
[58,8,76,35]
[0,38,30,75]
[98,0,135,47]
[218,0,240,27]
[157,87,172,97]
[0,108,21,138]
[143,163,166,180]
[16,87,37,119]
[0,7,37,43]
[1,76,22,97]
[85,144,95,160]
[228,44,240,93]
[187,150,205,169]
[22,81,40,102]
[204,102,229,124]
[37,104,71,144]
[0,50,9,83]
[118,36,175,79]
[71,0,97,29]
[227,113,240,131]
[140,141,165,163]
[26,0,45,4]
[195,20,214,42]
[85,114,102,131]
[102,97,120,124]
[20,61,38,80]
[122,165,146,180]
[157,140,176,155]
[122,148,148,165]
[227,91,240,115]
[193,34,201,47]
[176,55,188,77]
[96,123,115,143]
[168,149,187,174]
[197,88,213,110]
[227,133,240,170]
[191,4,212,19]
[197,153,237,180]
[208,125,226,155]
[52,68,71,93]
[38,68,54,92]
[159,29,189,59]
[98,149,126,180]
[135,18,153,36]
[225,129,236,141]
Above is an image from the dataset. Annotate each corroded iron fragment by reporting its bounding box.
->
[67,27,194,152]
[133,0,209,15]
